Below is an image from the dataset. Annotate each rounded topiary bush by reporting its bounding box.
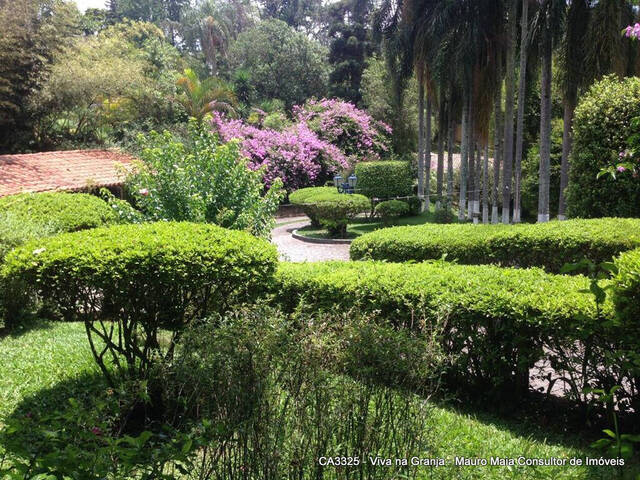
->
[375,200,409,225]
[0,192,118,233]
[350,218,640,273]
[290,187,369,237]
[566,75,640,218]
[354,161,413,199]
[1,222,278,378]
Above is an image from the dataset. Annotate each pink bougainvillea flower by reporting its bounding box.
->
[91,426,103,436]
[139,188,150,196]
[617,166,627,173]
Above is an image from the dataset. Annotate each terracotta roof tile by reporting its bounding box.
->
[0,149,134,197]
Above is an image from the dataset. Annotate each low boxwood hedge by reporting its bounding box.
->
[375,200,409,225]
[350,218,640,273]
[274,260,601,400]
[0,192,118,233]
[1,222,278,381]
[354,161,413,199]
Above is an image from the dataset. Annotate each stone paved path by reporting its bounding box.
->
[272,217,350,262]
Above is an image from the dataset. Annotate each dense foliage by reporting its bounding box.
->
[354,161,413,199]
[566,76,640,218]
[1,222,278,381]
[374,199,409,225]
[274,260,603,401]
[127,119,283,237]
[350,218,640,273]
[0,192,117,233]
[228,19,329,108]
[211,113,348,193]
[290,187,369,237]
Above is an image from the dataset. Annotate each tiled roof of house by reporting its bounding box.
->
[0,150,133,197]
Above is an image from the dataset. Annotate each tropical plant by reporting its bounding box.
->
[176,68,236,121]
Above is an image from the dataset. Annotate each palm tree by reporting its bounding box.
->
[176,69,237,122]
[513,0,531,223]
[502,0,518,224]
[492,49,503,223]
[436,93,445,209]
[483,142,489,223]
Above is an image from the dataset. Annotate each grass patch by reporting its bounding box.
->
[1,321,635,478]
[296,207,458,240]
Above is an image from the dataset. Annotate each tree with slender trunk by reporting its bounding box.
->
[436,95,445,209]
[447,110,455,207]
[459,93,469,221]
[417,81,425,210]
[426,94,433,208]
[483,143,489,223]
[502,0,518,224]
[513,0,530,223]
[474,144,482,223]
[537,1,552,223]
[492,52,503,223]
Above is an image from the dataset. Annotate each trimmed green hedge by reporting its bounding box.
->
[274,260,602,400]
[0,192,117,233]
[1,222,278,376]
[350,218,640,273]
[289,187,369,236]
[375,200,409,225]
[354,161,413,199]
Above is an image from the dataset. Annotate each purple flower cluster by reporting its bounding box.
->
[294,99,392,160]
[625,23,640,40]
[211,113,350,192]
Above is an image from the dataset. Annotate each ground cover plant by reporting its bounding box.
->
[350,218,640,273]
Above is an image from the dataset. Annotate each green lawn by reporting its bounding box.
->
[1,321,635,479]
[297,207,458,240]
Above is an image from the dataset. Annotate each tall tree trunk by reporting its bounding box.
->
[483,143,489,223]
[418,83,425,210]
[538,7,552,223]
[558,94,575,220]
[459,92,469,221]
[447,111,454,207]
[425,95,433,208]
[513,0,530,224]
[467,89,476,222]
[474,144,482,223]
[436,98,445,209]
[492,51,503,224]
[502,0,518,224]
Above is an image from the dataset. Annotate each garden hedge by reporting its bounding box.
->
[565,75,640,218]
[289,187,369,236]
[0,192,117,233]
[374,200,409,225]
[350,218,640,273]
[1,222,278,377]
[274,260,603,401]
[354,161,413,199]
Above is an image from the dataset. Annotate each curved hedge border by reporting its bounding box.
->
[274,260,601,400]
[0,192,118,233]
[1,222,278,377]
[350,218,640,273]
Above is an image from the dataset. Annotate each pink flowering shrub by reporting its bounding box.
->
[295,99,392,160]
[624,23,640,41]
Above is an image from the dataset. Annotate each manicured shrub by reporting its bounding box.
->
[405,196,422,216]
[1,222,278,382]
[274,261,602,401]
[354,161,413,199]
[350,218,640,273]
[374,200,409,225]
[289,187,369,236]
[565,75,640,218]
[0,192,117,233]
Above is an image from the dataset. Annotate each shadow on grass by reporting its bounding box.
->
[0,317,56,340]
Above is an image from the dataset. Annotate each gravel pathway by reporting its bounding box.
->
[272,217,350,262]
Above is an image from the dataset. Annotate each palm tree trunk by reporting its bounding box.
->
[474,145,481,223]
[513,0,530,224]
[447,111,454,207]
[436,97,445,209]
[502,0,518,224]
[483,143,489,223]
[418,83,425,210]
[492,51,503,224]
[459,92,469,221]
[538,6,552,223]
[468,89,476,222]
[558,94,575,220]
[425,94,433,208]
